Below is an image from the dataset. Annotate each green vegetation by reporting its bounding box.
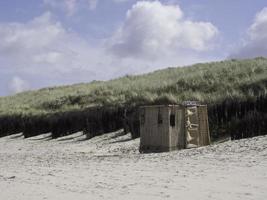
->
[0,57,267,139]
[1,57,267,116]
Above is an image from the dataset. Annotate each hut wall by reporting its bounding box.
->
[169,106,185,149]
[197,105,211,146]
[140,106,170,151]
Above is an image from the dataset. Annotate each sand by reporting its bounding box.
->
[0,130,267,200]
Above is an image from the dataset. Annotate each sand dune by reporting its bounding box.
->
[0,131,267,200]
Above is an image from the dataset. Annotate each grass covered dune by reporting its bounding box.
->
[0,57,267,139]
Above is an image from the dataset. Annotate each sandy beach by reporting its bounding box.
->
[0,131,267,200]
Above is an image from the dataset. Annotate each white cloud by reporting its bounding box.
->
[0,12,70,73]
[230,7,267,58]
[0,12,109,86]
[108,1,218,59]
[87,0,98,10]
[249,7,267,41]
[113,0,129,3]
[0,12,64,56]
[0,1,220,96]
[65,0,78,15]
[8,76,29,94]
[44,0,98,15]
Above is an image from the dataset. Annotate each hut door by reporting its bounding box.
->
[185,106,199,148]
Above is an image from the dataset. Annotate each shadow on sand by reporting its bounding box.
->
[28,134,52,141]
[9,133,24,139]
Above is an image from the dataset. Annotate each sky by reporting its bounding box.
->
[0,0,266,96]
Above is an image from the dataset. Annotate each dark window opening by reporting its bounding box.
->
[140,109,145,125]
[140,114,145,125]
[158,112,163,124]
[170,114,175,127]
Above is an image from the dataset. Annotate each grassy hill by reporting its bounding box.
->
[0,57,267,139]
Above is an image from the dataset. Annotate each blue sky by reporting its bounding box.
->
[0,0,266,96]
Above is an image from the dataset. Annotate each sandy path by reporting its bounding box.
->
[0,131,267,200]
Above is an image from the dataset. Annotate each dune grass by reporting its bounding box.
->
[0,57,267,117]
[0,57,267,139]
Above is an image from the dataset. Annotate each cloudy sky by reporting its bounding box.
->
[0,0,266,96]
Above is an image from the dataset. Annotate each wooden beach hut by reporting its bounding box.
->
[139,102,210,153]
